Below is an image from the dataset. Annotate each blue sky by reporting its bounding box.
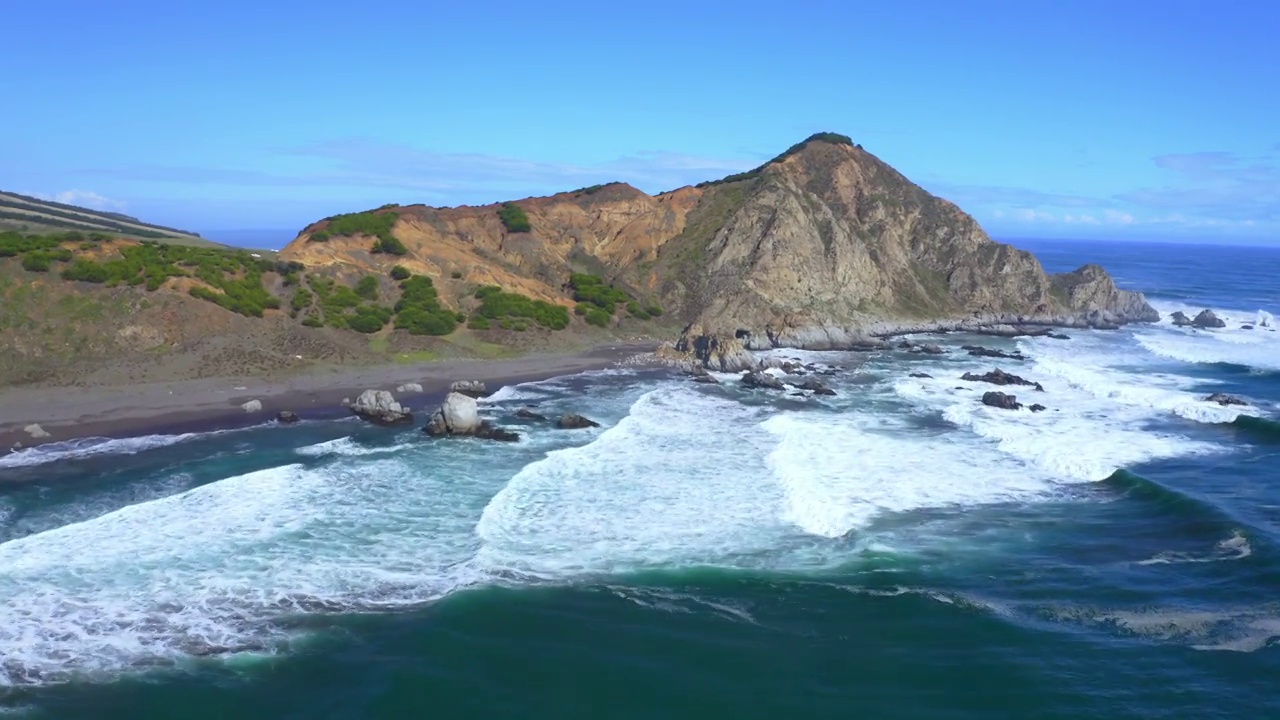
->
[3,0,1277,245]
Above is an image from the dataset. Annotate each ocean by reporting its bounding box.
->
[1,238,1278,719]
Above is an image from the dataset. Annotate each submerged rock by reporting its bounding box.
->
[741,370,785,390]
[349,389,414,426]
[1028,403,1047,412]
[797,378,836,396]
[961,369,1044,391]
[449,380,490,398]
[981,391,1022,410]
[1205,393,1248,407]
[557,413,600,429]
[692,374,720,384]
[962,345,1026,361]
[475,422,521,442]
[909,372,933,379]
[1047,332,1071,340]
[276,410,299,424]
[1192,309,1226,329]
[514,407,547,421]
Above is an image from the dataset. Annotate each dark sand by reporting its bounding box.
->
[0,343,658,449]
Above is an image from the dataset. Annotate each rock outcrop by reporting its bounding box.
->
[741,370,785,390]
[449,380,489,398]
[1171,311,1193,327]
[348,389,413,426]
[276,410,299,424]
[424,392,521,441]
[23,423,49,439]
[1205,393,1248,407]
[557,413,600,429]
[963,345,1025,361]
[1192,310,1226,329]
[961,369,1044,391]
[240,399,262,414]
[982,391,1022,410]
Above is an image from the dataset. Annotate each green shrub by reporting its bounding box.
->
[395,307,458,335]
[324,210,397,239]
[390,265,411,280]
[22,253,52,272]
[468,315,491,330]
[302,314,323,327]
[310,231,331,242]
[451,270,462,279]
[355,275,379,300]
[61,259,111,283]
[497,202,531,233]
[569,273,628,314]
[646,305,664,317]
[291,288,313,313]
[583,307,611,327]
[475,287,570,330]
[371,235,407,255]
[454,311,466,322]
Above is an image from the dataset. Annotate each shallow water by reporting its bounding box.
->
[1,239,1278,718]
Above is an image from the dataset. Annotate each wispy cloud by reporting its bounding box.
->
[88,140,756,201]
[34,189,127,211]
[1119,150,1280,223]
[926,182,1104,209]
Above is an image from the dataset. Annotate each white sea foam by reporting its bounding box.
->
[294,437,416,457]
[475,387,791,577]
[1137,531,1252,566]
[1135,301,1280,371]
[0,434,201,470]
[1048,604,1280,653]
[762,412,1054,536]
[0,456,493,685]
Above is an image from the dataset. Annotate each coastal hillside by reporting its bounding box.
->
[280,133,1157,346]
[0,133,1157,386]
[0,191,213,245]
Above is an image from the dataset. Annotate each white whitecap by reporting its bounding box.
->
[0,434,201,470]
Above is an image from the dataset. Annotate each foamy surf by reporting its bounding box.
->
[0,434,202,470]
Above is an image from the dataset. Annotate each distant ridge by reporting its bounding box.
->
[0,191,216,246]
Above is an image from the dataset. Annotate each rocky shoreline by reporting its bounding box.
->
[0,343,658,454]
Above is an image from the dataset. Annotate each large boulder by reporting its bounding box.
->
[276,410,299,424]
[671,325,756,372]
[741,370,785,390]
[23,423,50,439]
[1192,309,1226,329]
[981,391,1022,410]
[349,389,414,426]
[449,380,490,398]
[961,369,1044,391]
[425,392,520,441]
[557,413,601,429]
[240,399,263,414]
[396,382,423,393]
[515,407,547,421]
[1170,311,1193,327]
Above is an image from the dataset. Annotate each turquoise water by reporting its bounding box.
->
[2,239,1279,718]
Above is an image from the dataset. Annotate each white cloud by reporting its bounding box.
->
[1102,209,1135,225]
[39,189,127,211]
[1012,209,1055,223]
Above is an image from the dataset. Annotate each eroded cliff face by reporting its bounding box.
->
[650,141,1157,349]
[281,135,1157,350]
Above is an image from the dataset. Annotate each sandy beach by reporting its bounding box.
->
[0,342,659,450]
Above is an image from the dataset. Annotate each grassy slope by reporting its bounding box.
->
[0,191,222,247]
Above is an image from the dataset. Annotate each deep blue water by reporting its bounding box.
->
[1,239,1278,719]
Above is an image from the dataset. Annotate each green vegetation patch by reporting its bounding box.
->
[316,209,408,255]
[568,272,661,325]
[394,275,459,335]
[473,284,569,330]
[497,203,532,233]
